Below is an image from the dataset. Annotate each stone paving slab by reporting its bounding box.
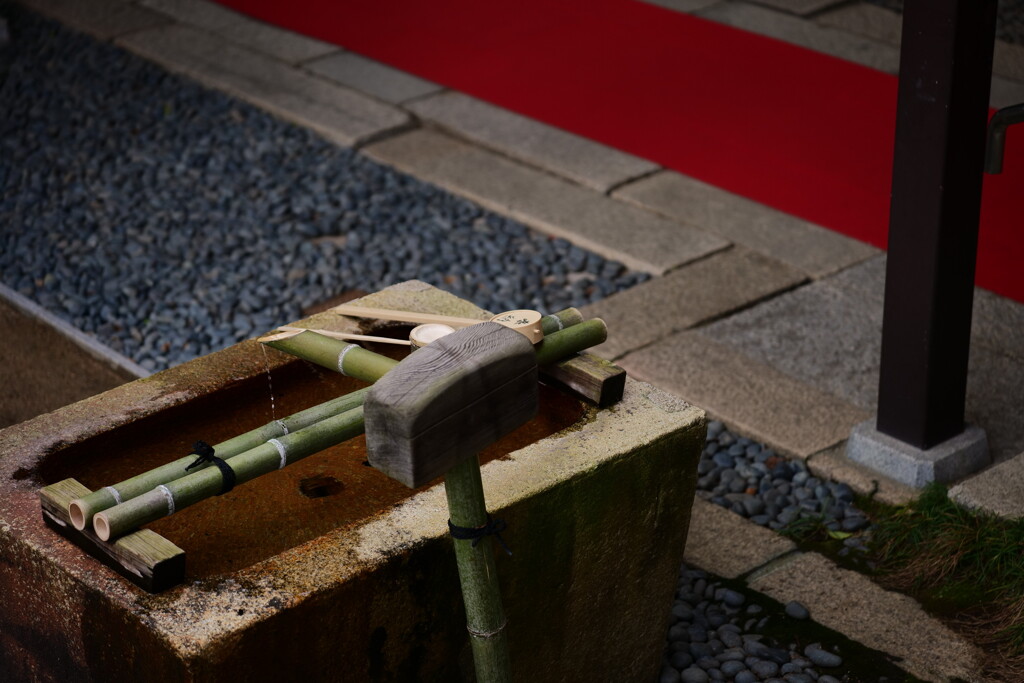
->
[364,129,728,274]
[683,497,796,579]
[214,15,337,64]
[821,252,1024,364]
[619,330,869,458]
[139,0,240,31]
[407,92,661,193]
[972,287,1024,362]
[965,345,1024,464]
[815,3,902,47]
[581,247,806,360]
[305,52,443,104]
[697,1,900,74]
[697,255,1024,466]
[746,0,844,17]
[990,74,1024,110]
[637,0,720,12]
[116,24,411,147]
[614,170,877,278]
[700,1,1021,106]
[806,442,917,507]
[17,0,171,40]
[817,3,1024,83]
[748,552,985,682]
[699,268,884,411]
[995,40,1024,83]
[950,450,1024,519]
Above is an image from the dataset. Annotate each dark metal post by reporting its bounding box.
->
[876,0,998,449]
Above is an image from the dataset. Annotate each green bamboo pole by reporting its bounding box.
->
[264,331,399,381]
[92,311,603,541]
[445,455,512,683]
[93,406,365,541]
[540,307,583,336]
[68,388,372,530]
[533,318,607,366]
[71,309,586,529]
[267,318,608,377]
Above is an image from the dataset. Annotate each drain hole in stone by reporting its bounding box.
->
[299,475,344,498]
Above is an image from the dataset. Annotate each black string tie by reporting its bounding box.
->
[185,440,236,495]
[448,517,512,556]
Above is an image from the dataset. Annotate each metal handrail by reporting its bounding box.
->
[984,102,1024,174]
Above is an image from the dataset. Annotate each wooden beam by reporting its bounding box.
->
[39,479,185,593]
[364,323,538,488]
[540,353,626,408]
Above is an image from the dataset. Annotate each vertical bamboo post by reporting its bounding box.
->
[364,323,538,682]
[445,455,511,683]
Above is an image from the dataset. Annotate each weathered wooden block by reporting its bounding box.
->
[540,353,626,407]
[39,478,185,593]
[365,322,538,487]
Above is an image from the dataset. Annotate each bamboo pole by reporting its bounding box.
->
[68,388,372,530]
[265,318,608,377]
[540,307,583,335]
[533,318,606,366]
[92,310,602,541]
[445,455,512,683]
[93,406,365,541]
[72,309,585,531]
[261,332,399,381]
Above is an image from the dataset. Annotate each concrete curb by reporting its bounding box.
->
[0,282,150,379]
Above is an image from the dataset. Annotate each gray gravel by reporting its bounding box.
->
[658,421,883,681]
[661,565,849,683]
[697,421,874,558]
[0,7,647,372]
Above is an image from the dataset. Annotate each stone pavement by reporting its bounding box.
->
[7,0,1024,679]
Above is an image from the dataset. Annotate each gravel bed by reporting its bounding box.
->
[0,7,647,372]
[658,422,884,682]
[697,421,873,558]
[661,564,847,683]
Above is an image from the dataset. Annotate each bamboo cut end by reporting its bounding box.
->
[68,499,88,530]
[93,513,112,542]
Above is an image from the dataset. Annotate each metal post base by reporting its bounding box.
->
[846,419,989,488]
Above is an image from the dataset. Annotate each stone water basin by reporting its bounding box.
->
[0,282,705,682]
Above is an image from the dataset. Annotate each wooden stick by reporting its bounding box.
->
[93,406,366,541]
[266,326,412,346]
[332,304,553,343]
[68,387,372,530]
[330,304,484,328]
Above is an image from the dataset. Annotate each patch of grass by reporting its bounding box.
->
[868,483,1024,680]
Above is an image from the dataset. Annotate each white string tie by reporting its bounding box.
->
[269,438,288,469]
[156,484,176,516]
[336,344,356,376]
[104,486,123,505]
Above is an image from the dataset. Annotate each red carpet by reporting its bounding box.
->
[216,0,1024,303]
